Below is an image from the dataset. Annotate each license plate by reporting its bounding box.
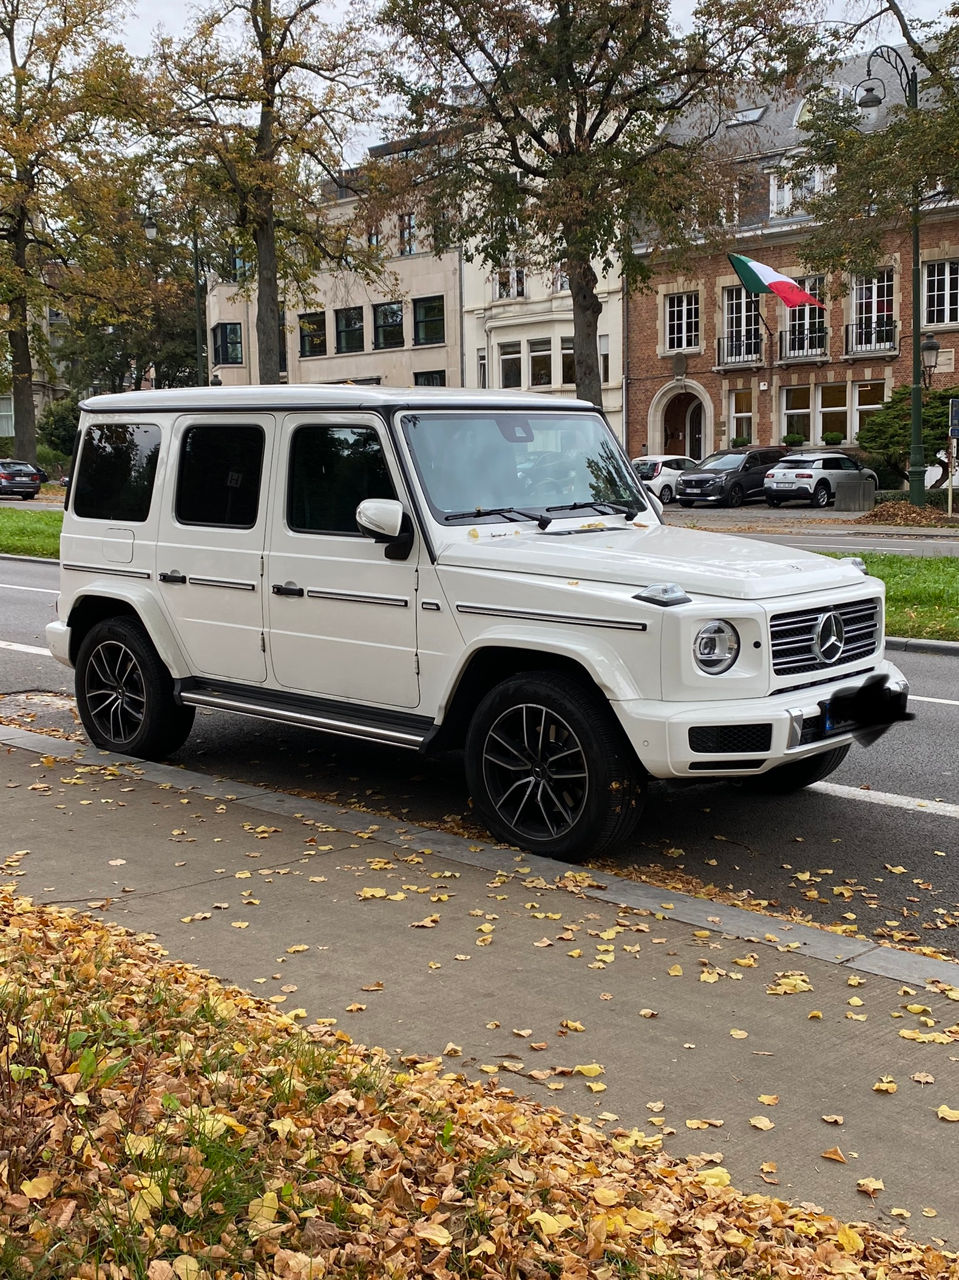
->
[774,482,792,488]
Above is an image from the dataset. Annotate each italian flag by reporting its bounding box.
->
[728,254,825,309]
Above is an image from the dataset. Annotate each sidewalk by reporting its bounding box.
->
[3,729,958,1245]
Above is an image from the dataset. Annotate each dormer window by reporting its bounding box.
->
[727,106,767,126]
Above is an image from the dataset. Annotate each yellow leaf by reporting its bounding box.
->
[698,1166,731,1187]
[749,1115,775,1130]
[729,1029,748,1039]
[848,997,864,1007]
[821,1147,846,1163]
[873,1076,897,1094]
[857,1176,885,1197]
[937,1104,959,1121]
[667,964,683,977]
[231,921,249,929]
[593,1186,623,1206]
[20,1176,56,1200]
[758,1094,779,1105]
[822,1114,844,1124]
[808,1010,823,1019]
[414,1221,452,1247]
[172,1258,202,1280]
[586,1081,607,1093]
[573,1063,605,1077]
[358,887,387,900]
[527,1209,571,1237]
[567,948,583,958]
[836,1224,864,1254]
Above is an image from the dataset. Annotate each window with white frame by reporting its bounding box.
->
[783,275,826,357]
[499,341,521,387]
[666,292,700,351]
[819,384,847,440]
[855,380,886,435]
[599,334,610,383]
[495,264,525,300]
[561,337,575,384]
[553,263,570,293]
[477,349,487,388]
[783,386,811,441]
[529,338,552,386]
[925,260,959,326]
[852,269,894,350]
[0,394,12,436]
[769,166,827,218]
[722,286,760,362]
[398,212,417,255]
[729,389,753,442]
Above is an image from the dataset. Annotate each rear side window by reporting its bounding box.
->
[72,423,161,521]
[176,424,264,528]
[287,424,397,535]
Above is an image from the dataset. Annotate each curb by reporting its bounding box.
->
[886,636,959,656]
[0,552,56,565]
[3,723,956,988]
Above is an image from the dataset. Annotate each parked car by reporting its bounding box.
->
[0,459,41,500]
[764,454,879,508]
[675,447,789,508]
[47,386,909,860]
[631,454,700,504]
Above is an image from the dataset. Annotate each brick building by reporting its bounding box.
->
[624,55,957,462]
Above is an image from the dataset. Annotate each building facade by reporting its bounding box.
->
[625,62,958,462]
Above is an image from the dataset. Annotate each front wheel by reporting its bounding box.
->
[76,617,195,760]
[465,672,645,860]
[678,500,694,508]
[745,744,850,794]
[765,497,782,507]
[812,482,831,508]
[658,483,674,505]
[726,484,745,508]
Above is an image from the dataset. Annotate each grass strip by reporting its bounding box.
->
[0,507,62,559]
[850,553,959,643]
[0,891,953,1279]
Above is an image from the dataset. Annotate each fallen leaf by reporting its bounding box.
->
[937,1104,959,1121]
[749,1115,775,1131]
[857,1177,885,1197]
[821,1114,844,1125]
[821,1147,847,1163]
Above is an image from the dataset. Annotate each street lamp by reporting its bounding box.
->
[857,47,927,506]
[920,332,940,388]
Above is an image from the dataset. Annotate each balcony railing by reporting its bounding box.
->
[779,329,828,360]
[717,334,763,365]
[844,321,897,356]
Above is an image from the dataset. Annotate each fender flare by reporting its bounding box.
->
[66,583,191,678]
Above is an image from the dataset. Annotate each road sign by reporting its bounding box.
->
[951,398,959,430]
[950,425,959,439]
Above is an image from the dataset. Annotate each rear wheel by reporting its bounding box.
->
[465,672,645,860]
[812,481,831,508]
[746,744,850,794]
[765,497,782,507]
[76,617,195,760]
[658,483,674,505]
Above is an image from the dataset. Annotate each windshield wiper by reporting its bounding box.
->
[545,500,640,520]
[443,506,552,529]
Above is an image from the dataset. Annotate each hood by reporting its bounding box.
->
[435,520,868,600]
[679,466,738,482]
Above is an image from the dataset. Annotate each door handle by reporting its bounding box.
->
[159,571,187,584]
[272,582,304,597]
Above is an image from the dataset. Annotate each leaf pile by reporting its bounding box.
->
[856,501,959,528]
[1,894,957,1279]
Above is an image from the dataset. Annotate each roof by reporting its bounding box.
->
[79,384,595,415]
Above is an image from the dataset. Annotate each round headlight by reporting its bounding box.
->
[693,620,740,673]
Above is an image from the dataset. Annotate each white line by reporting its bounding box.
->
[0,582,57,594]
[812,780,959,820]
[911,695,959,707]
[0,639,50,656]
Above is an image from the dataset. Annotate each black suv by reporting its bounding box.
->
[675,447,789,508]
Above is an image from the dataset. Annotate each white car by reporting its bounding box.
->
[765,453,879,508]
[48,386,909,860]
[632,454,699,504]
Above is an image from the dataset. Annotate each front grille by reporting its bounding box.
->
[688,724,773,754]
[770,598,880,676]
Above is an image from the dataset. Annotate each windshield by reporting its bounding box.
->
[699,453,745,472]
[399,410,649,522]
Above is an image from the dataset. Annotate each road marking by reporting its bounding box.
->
[812,780,959,820]
[911,695,959,707]
[0,582,58,594]
[0,639,50,656]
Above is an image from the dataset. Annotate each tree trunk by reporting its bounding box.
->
[568,255,603,410]
[254,205,281,384]
[9,289,37,464]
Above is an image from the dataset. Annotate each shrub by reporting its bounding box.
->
[822,432,845,446]
[782,433,806,447]
[730,435,750,447]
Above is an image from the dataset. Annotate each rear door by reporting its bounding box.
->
[155,416,272,683]
[264,414,420,708]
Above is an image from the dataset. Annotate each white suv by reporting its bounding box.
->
[765,453,879,508]
[48,386,909,859]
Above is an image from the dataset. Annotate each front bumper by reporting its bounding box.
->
[45,620,72,668]
[613,659,908,778]
[677,490,725,503]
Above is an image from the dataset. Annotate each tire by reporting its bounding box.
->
[765,497,782,507]
[726,484,745,508]
[464,672,645,860]
[812,482,831,509]
[679,500,694,508]
[746,744,850,794]
[75,616,195,760]
[658,484,674,505]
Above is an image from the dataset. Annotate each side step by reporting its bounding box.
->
[176,678,434,751]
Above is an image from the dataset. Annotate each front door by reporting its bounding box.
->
[155,416,272,683]
[686,401,703,459]
[265,415,420,708]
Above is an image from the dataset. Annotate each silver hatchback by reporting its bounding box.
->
[764,454,879,508]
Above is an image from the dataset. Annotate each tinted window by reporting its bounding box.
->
[72,423,161,522]
[699,453,744,472]
[287,425,397,535]
[176,425,264,527]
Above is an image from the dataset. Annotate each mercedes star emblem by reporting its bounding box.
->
[814,611,845,664]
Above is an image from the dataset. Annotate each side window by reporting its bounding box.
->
[745,454,759,469]
[287,425,397,536]
[176,424,264,528]
[821,458,842,470]
[840,456,859,470]
[72,423,161,522]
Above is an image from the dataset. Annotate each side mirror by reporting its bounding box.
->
[356,498,414,561]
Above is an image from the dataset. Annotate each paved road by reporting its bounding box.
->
[1,556,957,958]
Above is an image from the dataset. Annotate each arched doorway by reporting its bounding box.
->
[662,391,703,458]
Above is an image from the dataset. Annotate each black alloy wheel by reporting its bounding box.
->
[726,483,745,508]
[465,672,645,859]
[76,617,195,759]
